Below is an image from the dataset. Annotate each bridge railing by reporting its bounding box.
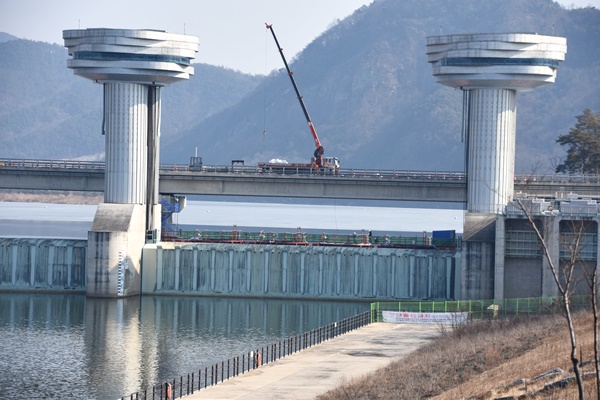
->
[2,158,467,181]
[3,158,600,184]
[160,163,468,180]
[0,158,105,170]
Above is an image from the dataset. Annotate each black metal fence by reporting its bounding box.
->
[121,309,375,400]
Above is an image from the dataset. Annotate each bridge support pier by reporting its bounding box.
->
[64,28,199,297]
[87,204,145,297]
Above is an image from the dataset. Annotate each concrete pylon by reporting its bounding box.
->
[63,29,199,297]
[426,33,566,214]
[426,33,566,300]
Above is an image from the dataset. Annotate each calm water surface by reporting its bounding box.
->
[0,200,464,238]
[0,293,369,399]
[0,200,461,398]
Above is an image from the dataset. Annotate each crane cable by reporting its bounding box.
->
[262,27,269,150]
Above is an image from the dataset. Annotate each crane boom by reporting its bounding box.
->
[265,23,325,166]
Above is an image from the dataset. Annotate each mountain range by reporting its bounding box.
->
[1,0,599,173]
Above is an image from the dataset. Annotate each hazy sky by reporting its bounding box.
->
[0,0,598,75]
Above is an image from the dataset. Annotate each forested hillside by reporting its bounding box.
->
[1,0,599,172]
[0,40,262,160]
[163,0,600,172]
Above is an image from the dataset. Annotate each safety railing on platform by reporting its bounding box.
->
[121,310,374,400]
[166,227,461,250]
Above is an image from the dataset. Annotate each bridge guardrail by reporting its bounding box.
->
[3,158,600,184]
[0,158,105,170]
[160,163,468,180]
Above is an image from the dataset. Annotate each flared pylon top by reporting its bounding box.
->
[426,33,566,91]
[63,28,199,85]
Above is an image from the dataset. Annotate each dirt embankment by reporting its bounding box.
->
[318,312,599,400]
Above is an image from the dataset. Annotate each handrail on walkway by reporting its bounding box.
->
[121,310,375,400]
[120,295,588,399]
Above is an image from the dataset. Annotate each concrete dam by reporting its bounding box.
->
[0,238,87,291]
[142,242,459,300]
[0,238,459,301]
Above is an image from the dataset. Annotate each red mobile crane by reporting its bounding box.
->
[263,23,339,174]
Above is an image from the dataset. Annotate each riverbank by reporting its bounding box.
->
[0,189,102,204]
[179,312,597,399]
[319,312,596,399]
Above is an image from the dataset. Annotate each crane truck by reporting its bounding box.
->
[261,23,339,175]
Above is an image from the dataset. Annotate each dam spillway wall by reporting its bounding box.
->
[0,238,87,291]
[0,238,460,300]
[142,243,460,301]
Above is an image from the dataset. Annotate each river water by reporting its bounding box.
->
[0,293,369,399]
[0,199,464,238]
[0,200,463,399]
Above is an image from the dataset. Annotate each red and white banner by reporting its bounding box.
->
[381,310,468,325]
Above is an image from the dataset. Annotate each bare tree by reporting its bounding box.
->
[515,198,586,398]
[588,261,600,399]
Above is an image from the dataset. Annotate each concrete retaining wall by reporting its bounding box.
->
[142,243,459,301]
[0,238,87,291]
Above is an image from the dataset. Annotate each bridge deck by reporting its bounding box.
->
[1,159,600,202]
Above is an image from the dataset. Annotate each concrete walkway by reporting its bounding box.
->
[184,322,441,400]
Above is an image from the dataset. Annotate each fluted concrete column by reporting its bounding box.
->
[146,86,161,234]
[468,89,517,213]
[104,82,148,204]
